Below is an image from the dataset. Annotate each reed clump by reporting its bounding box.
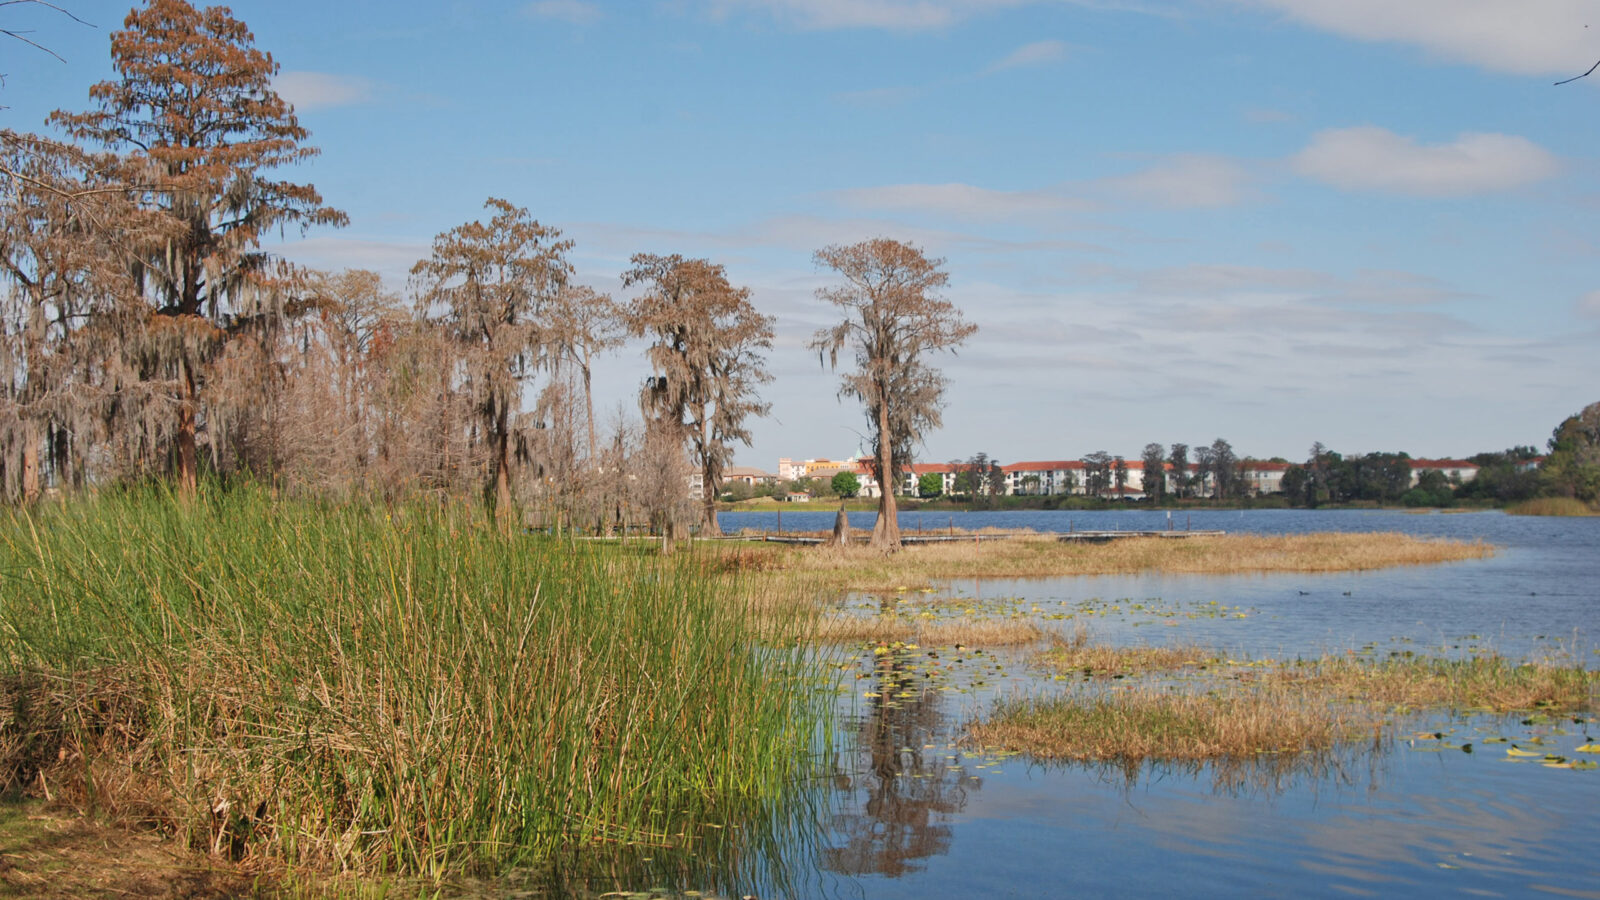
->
[1505,497,1598,517]
[0,485,822,880]
[970,687,1376,763]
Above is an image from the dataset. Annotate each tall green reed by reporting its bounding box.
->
[0,483,824,880]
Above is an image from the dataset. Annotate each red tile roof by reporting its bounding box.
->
[1410,459,1479,469]
[1001,460,1085,472]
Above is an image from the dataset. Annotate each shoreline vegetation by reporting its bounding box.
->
[0,485,823,894]
[0,486,1525,896]
[969,644,1595,767]
[717,530,1494,599]
[1505,497,1600,517]
[723,494,1600,516]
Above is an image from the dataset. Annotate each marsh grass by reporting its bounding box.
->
[972,643,1594,764]
[970,687,1378,764]
[1035,627,1213,677]
[1505,497,1598,517]
[718,531,1493,595]
[1266,653,1595,713]
[0,485,824,881]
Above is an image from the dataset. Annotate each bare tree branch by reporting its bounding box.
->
[1,1,95,63]
[1555,58,1600,85]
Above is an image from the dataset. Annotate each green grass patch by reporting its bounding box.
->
[0,484,824,882]
[1505,497,1599,517]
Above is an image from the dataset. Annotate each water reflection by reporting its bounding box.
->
[1059,733,1390,800]
[500,797,829,899]
[714,509,1599,897]
[823,645,980,879]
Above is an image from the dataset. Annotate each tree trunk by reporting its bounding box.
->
[871,398,901,550]
[701,462,722,537]
[20,438,40,504]
[176,368,199,497]
[493,428,513,532]
[582,359,596,463]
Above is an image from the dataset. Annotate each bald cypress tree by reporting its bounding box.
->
[812,240,975,550]
[50,0,345,493]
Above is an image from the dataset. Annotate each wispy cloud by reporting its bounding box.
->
[523,0,603,25]
[833,181,1092,221]
[273,71,376,111]
[1577,290,1600,318]
[832,155,1263,223]
[988,39,1070,71]
[1229,0,1599,78]
[272,235,432,287]
[710,0,1030,30]
[1097,154,1258,208]
[712,0,1181,30]
[1292,126,1560,196]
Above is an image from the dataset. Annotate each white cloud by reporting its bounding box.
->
[714,0,1599,75]
[833,182,1092,220]
[1578,290,1600,318]
[1098,154,1257,208]
[1292,126,1560,196]
[272,235,430,287]
[273,71,375,111]
[1232,0,1600,77]
[523,0,603,24]
[1330,269,1469,306]
[710,0,1030,30]
[989,39,1070,70]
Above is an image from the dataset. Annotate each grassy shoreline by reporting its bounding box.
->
[0,488,1510,892]
[0,486,823,888]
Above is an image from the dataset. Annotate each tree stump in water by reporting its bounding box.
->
[826,503,850,546]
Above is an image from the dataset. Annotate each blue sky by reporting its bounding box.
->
[6,0,1598,469]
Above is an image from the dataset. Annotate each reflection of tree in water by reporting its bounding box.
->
[823,643,981,878]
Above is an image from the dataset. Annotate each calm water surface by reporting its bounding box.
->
[627,511,1600,898]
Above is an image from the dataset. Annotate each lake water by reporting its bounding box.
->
[546,510,1599,898]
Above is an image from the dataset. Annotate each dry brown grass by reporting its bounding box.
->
[968,649,1594,764]
[711,531,1493,596]
[1264,654,1595,713]
[0,798,258,899]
